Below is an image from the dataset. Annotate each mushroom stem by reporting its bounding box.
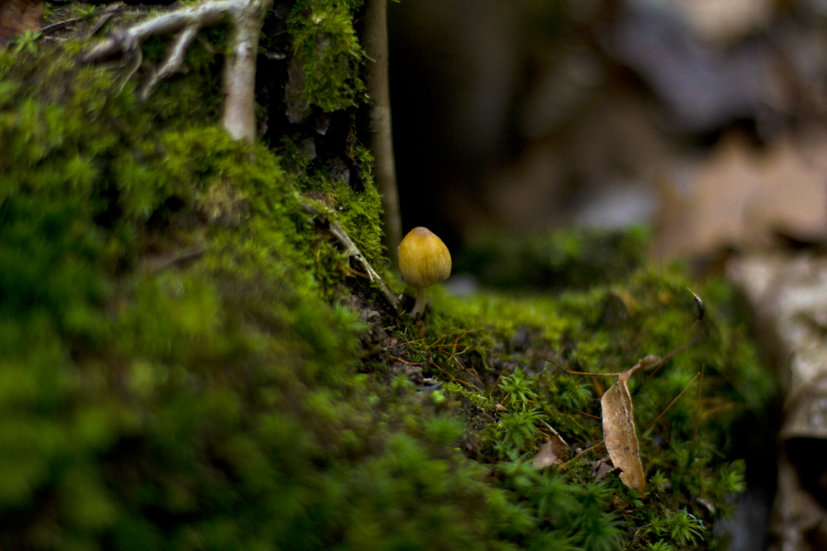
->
[411,286,428,317]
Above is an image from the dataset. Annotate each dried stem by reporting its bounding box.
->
[302,201,400,313]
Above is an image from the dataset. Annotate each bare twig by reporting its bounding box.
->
[87,7,123,38]
[118,44,143,94]
[302,200,400,312]
[36,4,125,39]
[566,355,663,378]
[643,369,704,435]
[561,440,606,469]
[538,418,569,447]
[329,220,400,312]
[141,245,206,274]
[38,16,86,36]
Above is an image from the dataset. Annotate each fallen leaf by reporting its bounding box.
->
[593,457,617,479]
[533,433,569,469]
[653,134,827,259]
[0,0,42,47]
[601,368,647,494]
[671,0,773,44]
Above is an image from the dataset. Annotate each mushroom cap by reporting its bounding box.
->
[397,226,452,288]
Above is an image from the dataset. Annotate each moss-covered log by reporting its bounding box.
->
[0,3,774,550]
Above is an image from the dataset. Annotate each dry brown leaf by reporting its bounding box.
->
[601,368,647,495]
[593,457,617,480]
[533,434,569,470]
[671,0,773,43]
[0,0,42,47]
[653,133,827,259]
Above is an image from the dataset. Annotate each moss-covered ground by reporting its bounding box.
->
[0,6,774,550]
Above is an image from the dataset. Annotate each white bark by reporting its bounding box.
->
[141,24,198,99]
[83,2,233,62]
[221,0,272,142]
[84,0,273,142]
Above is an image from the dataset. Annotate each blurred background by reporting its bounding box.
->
[388,0,827,260]
[388,3,827,549]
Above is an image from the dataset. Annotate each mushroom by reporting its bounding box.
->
[397,226,452,317]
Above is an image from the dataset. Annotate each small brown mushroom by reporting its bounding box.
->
[397,226,452,317]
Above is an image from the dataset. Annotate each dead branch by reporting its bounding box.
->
[141,244,207,274]
[329,220,400,311]
[301,200,400,313]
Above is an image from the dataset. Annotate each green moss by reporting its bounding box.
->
[277,132,387,278]
[457,225,651,292]
[287,0,367,113]
[392,257,773,549]
[0,37,531,550]
[0,10,775,551]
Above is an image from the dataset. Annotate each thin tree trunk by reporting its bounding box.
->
[364,0,401,264]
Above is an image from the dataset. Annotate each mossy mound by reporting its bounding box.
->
[0,20,773,551]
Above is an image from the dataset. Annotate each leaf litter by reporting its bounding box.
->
[577,290,705,495]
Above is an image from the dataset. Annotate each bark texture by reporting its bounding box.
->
[364,0,401,261]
